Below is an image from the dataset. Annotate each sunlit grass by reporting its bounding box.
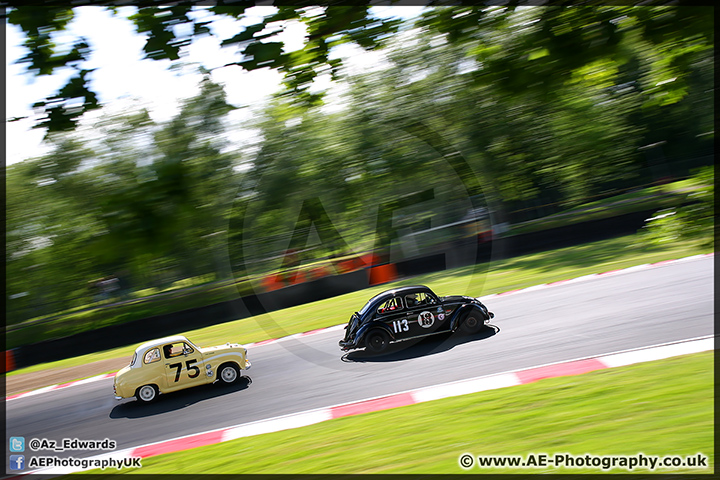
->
[76,351,713,474]
[8,232,711,378]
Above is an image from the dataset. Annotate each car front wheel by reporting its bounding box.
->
[218,363,240,384]
[461,314,483,334]
[136,384,158,403]
[365,329,390,354]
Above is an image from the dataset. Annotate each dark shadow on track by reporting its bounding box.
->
[341,325,499,363]
[109,376,252,419]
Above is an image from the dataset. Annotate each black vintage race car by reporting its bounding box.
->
[339,285,494,354]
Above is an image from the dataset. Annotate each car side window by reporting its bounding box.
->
[144,348,160,364]
[163,342,195,359]
[377,296,404,315]
[416,292,437,306]
[405,294,418,308]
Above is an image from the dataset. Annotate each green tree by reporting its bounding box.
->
[6,5,712,136]
[6,75,240,322]
[6,4,402,134]
[6,136,102,321]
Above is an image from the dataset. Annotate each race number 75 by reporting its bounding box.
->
[169,360,200,382]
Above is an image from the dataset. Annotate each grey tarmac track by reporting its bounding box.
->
[5,256,713,461]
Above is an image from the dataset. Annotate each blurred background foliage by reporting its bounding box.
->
[639,165,714,248]
[5,5,714,326]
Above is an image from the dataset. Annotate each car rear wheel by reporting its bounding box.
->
[136,384,158,403]
[365,329,390,354]
[218,363,240,384]
[461,314,483,334]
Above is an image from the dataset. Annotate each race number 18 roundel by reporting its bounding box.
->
[418,311,435,328]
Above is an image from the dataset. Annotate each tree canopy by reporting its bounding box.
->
[5,4,713,135]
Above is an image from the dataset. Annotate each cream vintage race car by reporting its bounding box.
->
[113,335,251,403]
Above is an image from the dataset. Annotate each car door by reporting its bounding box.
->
[162,341,207,391]
[376,296,409,339]
[405,292,446,335]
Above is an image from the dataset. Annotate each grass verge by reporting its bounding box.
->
[77,351,713,474]
[8,232,712,378]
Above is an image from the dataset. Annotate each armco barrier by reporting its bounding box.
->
[394,253,446,277]
[4,350,16,373]
[368,263,398,285]
[502,208,659,257]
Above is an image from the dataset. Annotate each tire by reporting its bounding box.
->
[136,384,158,403]
[460,313,483,335]
[365,329,390,354]
[218,363,240,384]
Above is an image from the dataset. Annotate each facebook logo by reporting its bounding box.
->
[10,455,25,470]
[9,436,25,452]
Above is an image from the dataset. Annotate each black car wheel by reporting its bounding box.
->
[365,329,390,354]
[461,314,483,334]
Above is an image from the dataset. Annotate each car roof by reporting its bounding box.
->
[134,335,192,354]
[364,285,434,306]
[381,285,433,296]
